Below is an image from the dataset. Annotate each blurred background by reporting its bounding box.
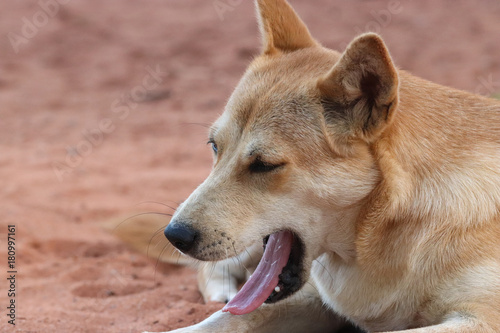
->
[1,0,499,331]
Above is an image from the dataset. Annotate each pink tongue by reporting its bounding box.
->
[222,230,293,315]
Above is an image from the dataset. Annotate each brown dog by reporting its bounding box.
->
[155,0,500,332]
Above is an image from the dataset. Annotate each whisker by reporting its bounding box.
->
[112,211,172,233]
[232,244,251,275]
[154,243,171,283]
[174,249,187,265]
[312,258,335,286]
[181,122,211,129]
[225,263,230,301]
[203,261,218,299]
[305,280,321,297]
[244,247,256,265]
[223,246,229,299]
[135,201,179,212]
[147,225,170,258]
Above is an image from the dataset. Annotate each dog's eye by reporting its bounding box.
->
[249,159,284,173]
[207,140,218,154]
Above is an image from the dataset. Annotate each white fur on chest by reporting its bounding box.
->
[311,254,416,331]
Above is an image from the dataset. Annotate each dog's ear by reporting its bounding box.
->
[255,0,318,55]
[318,33,399,145]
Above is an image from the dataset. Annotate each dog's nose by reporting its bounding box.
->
[164,222,198,253]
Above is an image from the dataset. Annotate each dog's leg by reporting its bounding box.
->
[152,283,347,333]
[198,243,263,303]
[378,312,494,333]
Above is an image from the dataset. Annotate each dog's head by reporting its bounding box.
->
[165,0,399,311]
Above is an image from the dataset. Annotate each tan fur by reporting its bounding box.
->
[147,0,500,332]
[256,0,318,54]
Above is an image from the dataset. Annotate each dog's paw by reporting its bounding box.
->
[145,330,198,333]
[145,310,244,333]
[198,263,240,304]
[143,327,205,333]
[205,286,238,303]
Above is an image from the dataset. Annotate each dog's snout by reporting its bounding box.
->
[164,222,198,253]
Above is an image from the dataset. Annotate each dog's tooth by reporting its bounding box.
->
[274,286,281,293]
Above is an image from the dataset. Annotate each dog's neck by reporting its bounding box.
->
[382,71,500,226]
[352,71,500,274]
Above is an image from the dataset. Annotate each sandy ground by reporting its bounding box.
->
[0,0,499,332]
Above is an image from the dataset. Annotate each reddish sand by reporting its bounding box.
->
[1,1,499,332]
